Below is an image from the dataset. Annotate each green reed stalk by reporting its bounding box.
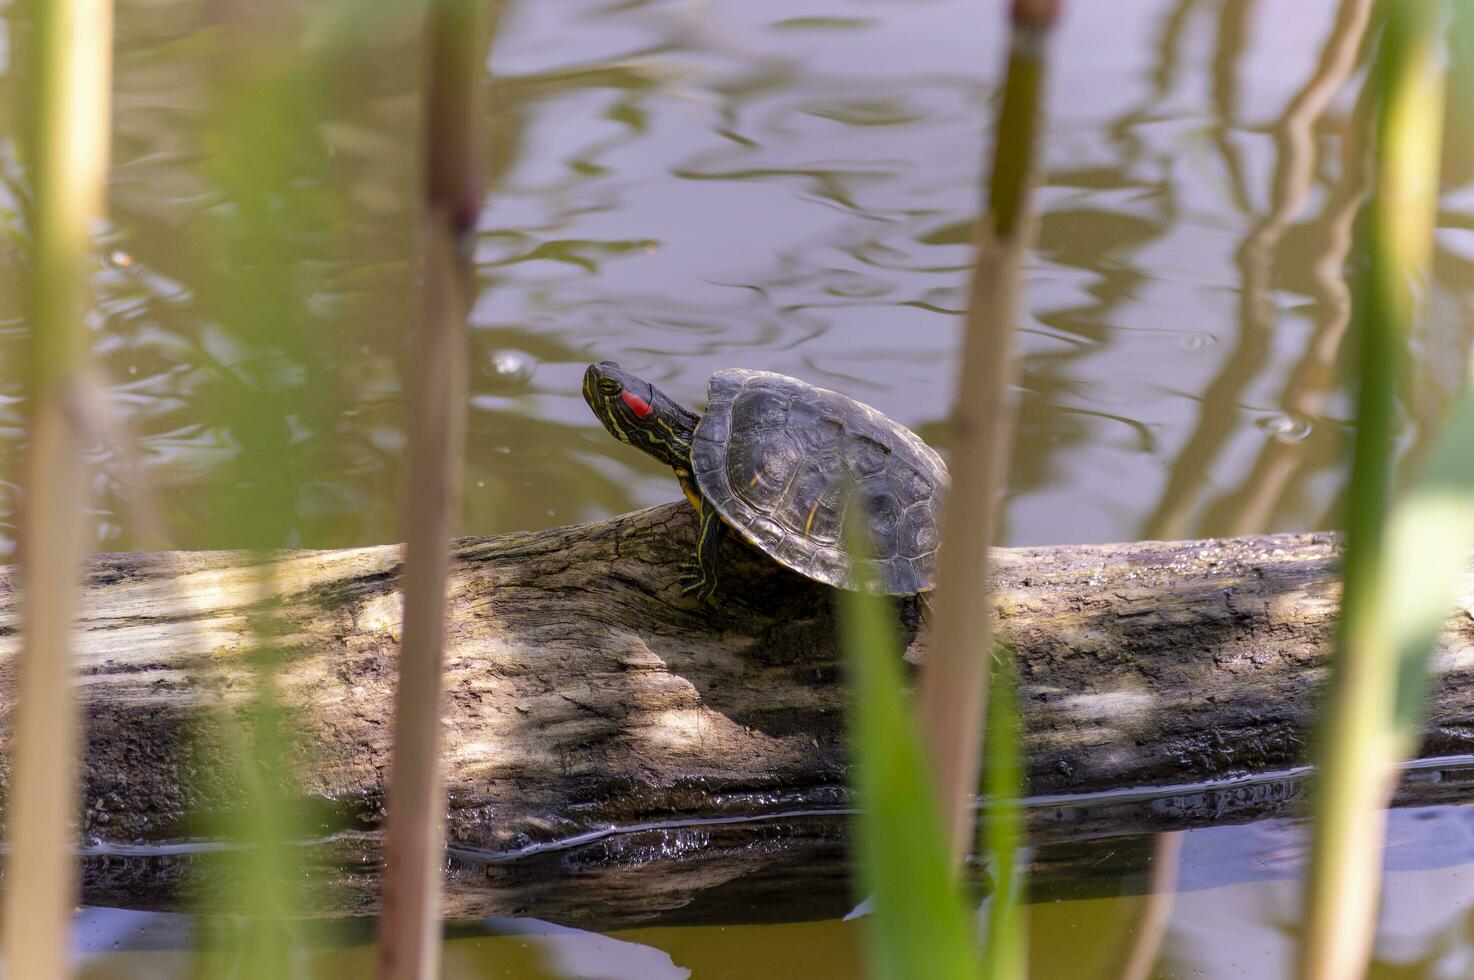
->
[375,2,485,976]
[1297,4,1451,978]
[839,537,976,980]
[980,653,1025,979]
[2,1,111,975]
[917,0,1059,877]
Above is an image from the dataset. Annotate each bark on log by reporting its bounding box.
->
[2,500,1474,927]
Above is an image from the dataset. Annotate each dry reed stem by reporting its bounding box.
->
[5,399,89,980]
[2,1,112,976]
[1115,832,1184,980]
[375,2,484,977]
[917,6,1056,870]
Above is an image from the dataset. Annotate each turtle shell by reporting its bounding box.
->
[689,369,948,594]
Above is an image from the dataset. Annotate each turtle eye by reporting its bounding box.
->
[598,379,621,396]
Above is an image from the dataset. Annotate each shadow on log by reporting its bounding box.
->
[2,501,1474,926]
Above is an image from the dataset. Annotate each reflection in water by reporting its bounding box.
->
[69,804,1474,978]
[75,911,693,979]
[15,0,1473,552]
[2,0,1462,551]
[1202,32,1375,537]
[1143,0,1371,541]
[1209,0,1254,217]
[1111,831,1184,980]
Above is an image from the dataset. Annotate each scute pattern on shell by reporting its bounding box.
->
[691,369,948,594]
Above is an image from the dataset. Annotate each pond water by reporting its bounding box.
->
[66,802,1474,977]
[4,0,1474,975]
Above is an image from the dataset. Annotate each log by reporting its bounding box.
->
[2,500,1474,927]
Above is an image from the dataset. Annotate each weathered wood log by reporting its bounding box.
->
[2,500,1474,926]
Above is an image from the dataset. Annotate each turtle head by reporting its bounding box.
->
[583,361,698,468]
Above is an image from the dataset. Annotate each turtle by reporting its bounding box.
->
[582,361,948,601]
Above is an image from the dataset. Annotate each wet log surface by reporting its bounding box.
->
[2,500,1474,927]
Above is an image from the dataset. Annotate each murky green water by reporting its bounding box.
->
[5,0,1474,975]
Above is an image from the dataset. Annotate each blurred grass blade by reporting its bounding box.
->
[3,0,112,975]
[181,2,356,970]
[980,652,1025,979]
[190,585,305,978]
[376,1,487,976]
[1385,390,1474,733]
[839,557,977,980]
[917,0,1060,871]
[1298,3,1447,978]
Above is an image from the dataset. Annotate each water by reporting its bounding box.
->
[62,803,1474,976]
[4,0,1474,975]
[15,0,1467,554]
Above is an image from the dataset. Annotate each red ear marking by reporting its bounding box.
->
[620,389,653,418]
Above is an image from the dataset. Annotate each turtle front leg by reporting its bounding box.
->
[679,501,725,604]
